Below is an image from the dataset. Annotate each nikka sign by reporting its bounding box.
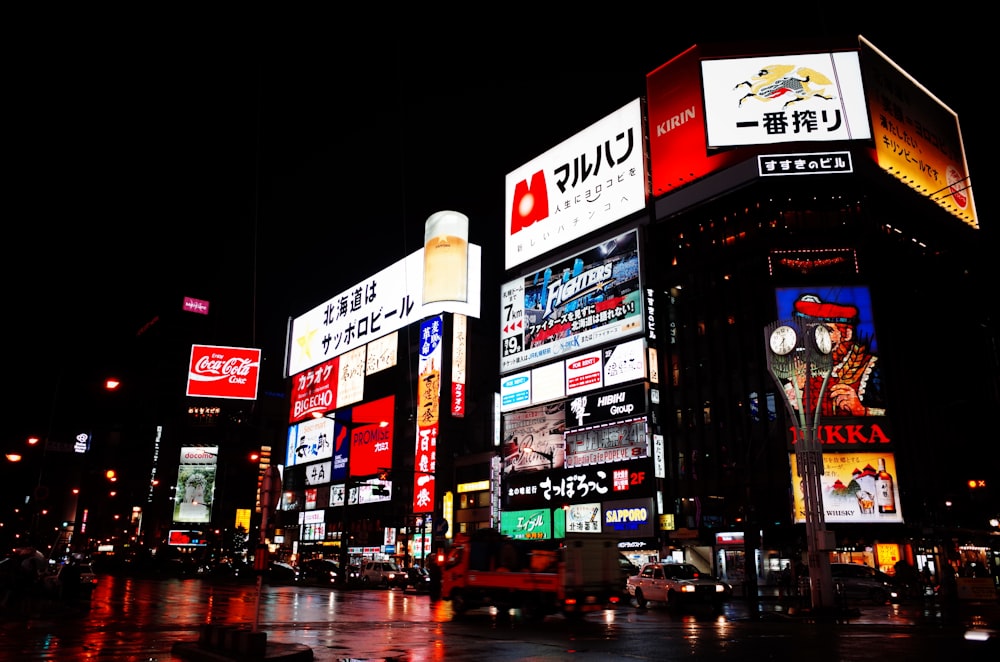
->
[787,421,892,448]
[186,344,261,400]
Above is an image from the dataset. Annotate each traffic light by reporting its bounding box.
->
[967,479,987,489]
[105,469,117,482]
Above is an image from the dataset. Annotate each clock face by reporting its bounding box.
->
[814,325,832,354]
[769,325,797,355]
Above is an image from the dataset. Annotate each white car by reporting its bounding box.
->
[626,562,727,610]
[361,561,404,588]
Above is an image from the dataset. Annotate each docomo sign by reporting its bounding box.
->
[186,344,261,400]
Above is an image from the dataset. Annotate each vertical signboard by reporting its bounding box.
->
[172,445,218,524]
[413,316,442,514]
[451,314,467,417]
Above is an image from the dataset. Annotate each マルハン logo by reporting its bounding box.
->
[509,170,548,235]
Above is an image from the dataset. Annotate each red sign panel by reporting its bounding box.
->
[186,344,261,400]
[646,45,747,198]
[289,357,339,423]
[348,395,395,478]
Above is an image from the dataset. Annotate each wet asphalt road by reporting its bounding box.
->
[2,575,998,661]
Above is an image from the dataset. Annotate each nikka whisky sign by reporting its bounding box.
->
[786,420,892,450]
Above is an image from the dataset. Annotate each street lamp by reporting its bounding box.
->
[765,317,836,615]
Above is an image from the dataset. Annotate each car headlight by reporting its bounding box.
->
[715,585,725,593]
[680,585,696,593]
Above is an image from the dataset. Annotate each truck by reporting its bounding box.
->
[440,528,623,621]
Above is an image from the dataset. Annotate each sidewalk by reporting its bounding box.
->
[746,583,1000,632]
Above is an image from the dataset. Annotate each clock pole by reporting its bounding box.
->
[765,318,836,617]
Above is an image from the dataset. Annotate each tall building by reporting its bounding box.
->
[496,36,997,591]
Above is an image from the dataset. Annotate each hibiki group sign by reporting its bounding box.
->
[186,344,261,400]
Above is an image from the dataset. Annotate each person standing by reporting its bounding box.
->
[427,557,442,601]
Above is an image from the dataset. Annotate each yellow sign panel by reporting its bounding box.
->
[862,38,977,229]
[235,508,251,532]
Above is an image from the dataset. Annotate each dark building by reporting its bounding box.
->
[495,36,998,593]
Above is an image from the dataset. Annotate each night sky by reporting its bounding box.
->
[6,10,994,449]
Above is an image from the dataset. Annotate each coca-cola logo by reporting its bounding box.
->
[187,345,261,400]
[195,355,255,379]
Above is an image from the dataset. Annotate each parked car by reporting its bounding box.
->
[42,557,98,600]
[830,563,901,604]
[361,561,405,588]
[207,559,253,583]
[626,562,728,611]
[299,558,343,587]
[266,561,300,585]
[403,565,432,593]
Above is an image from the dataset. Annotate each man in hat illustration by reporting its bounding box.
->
[792,293,886,418]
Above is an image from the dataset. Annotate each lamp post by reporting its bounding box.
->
[765,317,836,614]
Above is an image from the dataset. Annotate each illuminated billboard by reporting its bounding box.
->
[502,402,567,475]
[172,446,218,524]
[499,508,562,540]
[647,46,748,197]
[860,37,977,229]
[500,337,647,412]
[286,416,335,467]
[289,357,338,423]
[503,459,654,510]
[500,229,643,374]
[701,51,871,149]
[412,317,441,514]
[790,451,903,524]
[186,345,261,400]
[504,98,646,270]
[168,529,208,546]
[774,285,886,420]
[347,395,395,478]
[287,247,482,377]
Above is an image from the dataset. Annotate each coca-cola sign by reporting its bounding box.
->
[186,344,261,400]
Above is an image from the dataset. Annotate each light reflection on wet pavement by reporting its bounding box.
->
[2,575,997,660]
